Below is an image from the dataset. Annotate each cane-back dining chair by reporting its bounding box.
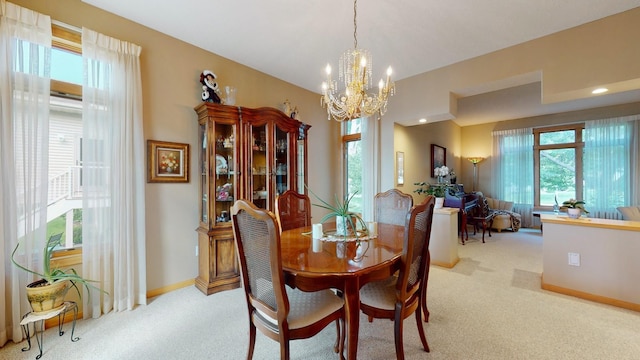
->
[275,190,312,232]
[231,200,345,360]
[359,195,435,359]
[374,189,414,226]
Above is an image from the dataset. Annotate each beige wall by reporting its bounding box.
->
[13,0,640,294]
[15,0,340,293]
[395,120,461,204]
[385,7,640,198]
[385,7,640,124]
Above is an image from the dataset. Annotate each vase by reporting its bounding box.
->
[336,216,353,237]
[26,279,69,314]
[435,197,445,209]
[567,208,581,219]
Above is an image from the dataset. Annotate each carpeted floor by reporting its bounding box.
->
[2,228,639,360]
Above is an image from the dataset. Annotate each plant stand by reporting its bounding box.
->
[20,301,79,359]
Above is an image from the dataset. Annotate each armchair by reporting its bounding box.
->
[485,197,521,232]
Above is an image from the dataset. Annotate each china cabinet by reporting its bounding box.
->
[194,102,310,295]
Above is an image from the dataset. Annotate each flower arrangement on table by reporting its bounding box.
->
[306,186,367,238]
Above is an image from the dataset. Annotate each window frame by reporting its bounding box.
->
[533,123,584,208]
[342,120,362,200]
[51,22,82,97]
[49,22,83,261]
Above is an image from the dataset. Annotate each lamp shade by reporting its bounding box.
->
[467,157,485,164]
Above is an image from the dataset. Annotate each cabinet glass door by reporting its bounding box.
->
[297,138,305,193]
[213,122,235,225]
[199,122,208,225]
[250,123,268,209]
[274,126,290,197]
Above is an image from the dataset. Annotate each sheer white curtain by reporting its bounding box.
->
[0,0,51,345]
[361,116,380,221]
[584,115,640,219]
[491,128,534,227]
[81,28,146,318]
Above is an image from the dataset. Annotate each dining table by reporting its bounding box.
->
[280,223,406,360]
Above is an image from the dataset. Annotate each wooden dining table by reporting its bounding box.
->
[280,223,406,360]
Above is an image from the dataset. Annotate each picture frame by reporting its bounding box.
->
[430,144,446,178]
[396,151,404,185]
[148,140,189,183]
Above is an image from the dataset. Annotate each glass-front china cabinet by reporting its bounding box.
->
[194,102,309,295]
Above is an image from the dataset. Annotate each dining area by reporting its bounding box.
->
[230,189,436,360]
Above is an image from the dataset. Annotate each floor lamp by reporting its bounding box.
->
[467,157,485,192]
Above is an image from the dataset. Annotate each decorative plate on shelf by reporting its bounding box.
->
[216,155,227,173]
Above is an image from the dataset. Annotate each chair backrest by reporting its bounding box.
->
[232,200,288,324]
[396,195,435,305]
[374,189,414,226]
[275,190,312,232]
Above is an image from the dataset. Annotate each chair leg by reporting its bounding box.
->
[279,339,290,360]
[334,318,346,359]
[337,318,345,360]
[394,310,405,360]
[334,319,340,353]
[421,254,431,322]
[247,322,256,360]
[414,307,431,353]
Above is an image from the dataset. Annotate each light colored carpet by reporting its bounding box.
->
[2,229,639,359]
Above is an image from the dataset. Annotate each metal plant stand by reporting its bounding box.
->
[20,301,79,359]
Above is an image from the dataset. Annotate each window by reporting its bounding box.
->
[534,124,584,207]
[47,23,83,249]
[343,118,363,214]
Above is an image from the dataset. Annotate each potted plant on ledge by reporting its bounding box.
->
[414,182,451,208]
[11,233,106,314]
[561,199,589,219]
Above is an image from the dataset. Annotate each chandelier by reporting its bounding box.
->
[321,0,395,122]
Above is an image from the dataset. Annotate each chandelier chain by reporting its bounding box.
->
[353,0,358,49]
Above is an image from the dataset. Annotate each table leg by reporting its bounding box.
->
[343,278,360,360]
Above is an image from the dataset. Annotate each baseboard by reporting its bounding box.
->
[541,277,640,312]
[432,258,460,268]
[147,278,195,299]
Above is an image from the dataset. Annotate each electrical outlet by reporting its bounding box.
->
[195,245,199,257]
[568,252,580,266]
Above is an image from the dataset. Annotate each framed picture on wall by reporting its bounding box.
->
[148,140,190,183]
[396,151,404,185]
[430,144,446,178]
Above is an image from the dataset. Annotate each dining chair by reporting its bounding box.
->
[359,195,435,359]
[231,200,345,360]
[374,189,414,226]
[275,190,312,232]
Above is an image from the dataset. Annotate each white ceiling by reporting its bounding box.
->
[82,0,640,126]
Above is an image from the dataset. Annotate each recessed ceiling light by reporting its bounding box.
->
[419,118,427,123]
[592,88,608,94]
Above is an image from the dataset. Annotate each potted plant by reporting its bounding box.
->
[414,182,451,208]
[307,187,366,237]
[561,199,589,219]
[11,233,106,313]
